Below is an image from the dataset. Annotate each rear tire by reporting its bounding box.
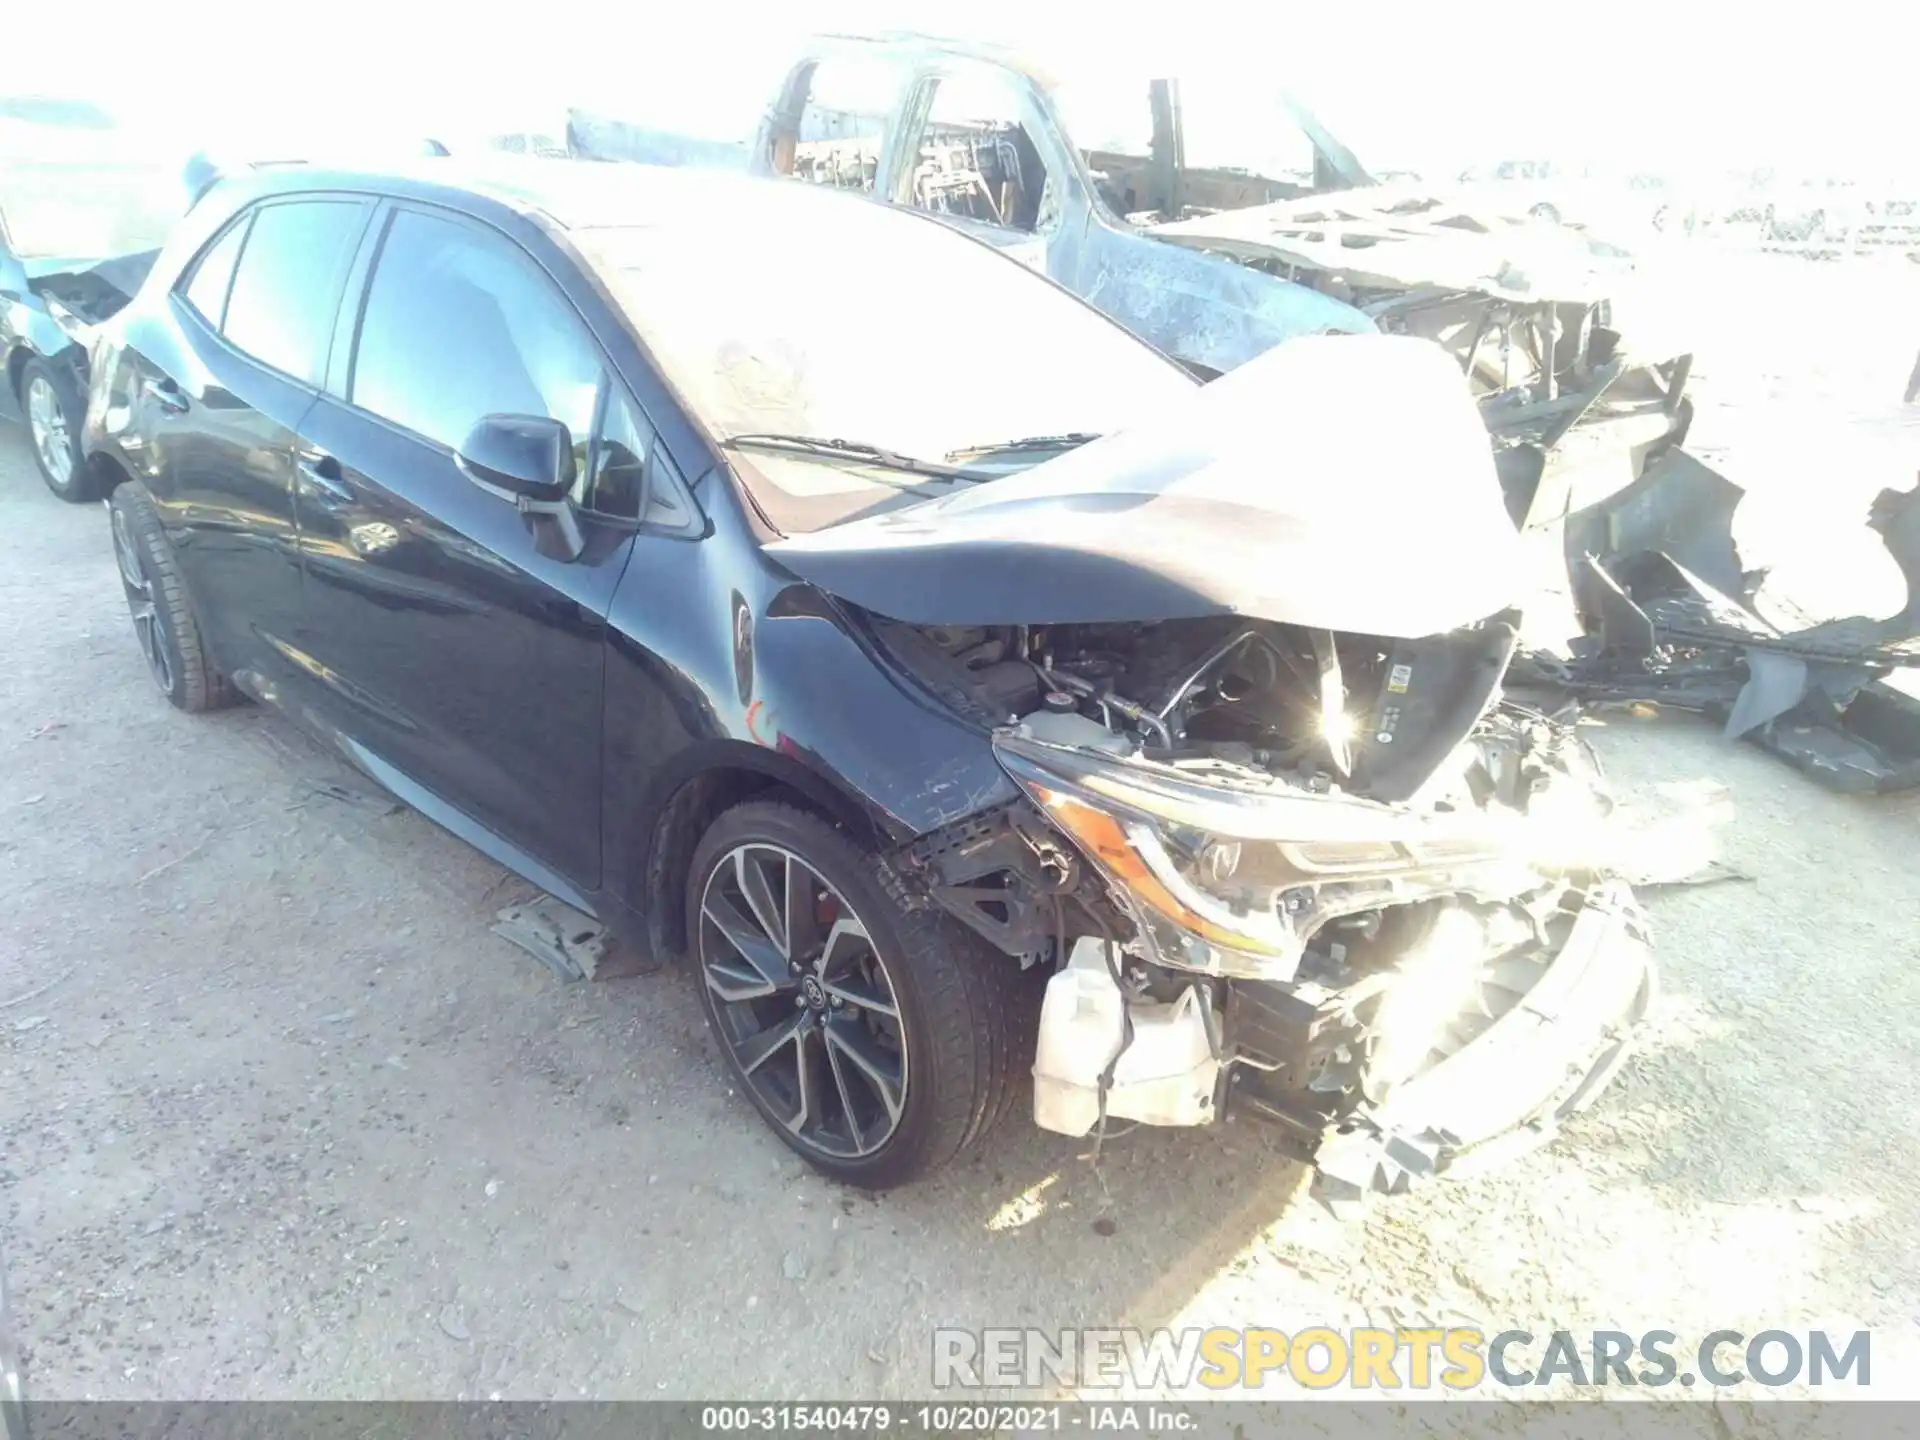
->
[20,357,99,502]
[686,800,1033,1189]
[109,482,239,713]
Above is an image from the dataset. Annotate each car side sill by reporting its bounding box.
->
[341,739,601,920]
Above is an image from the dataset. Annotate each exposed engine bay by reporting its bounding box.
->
[884,612,1652,1203]
[878,612,1541,806]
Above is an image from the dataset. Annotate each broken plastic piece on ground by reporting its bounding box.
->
[1745,682,1920,794]
[491,895,654,982]
[1529,465,1920,792]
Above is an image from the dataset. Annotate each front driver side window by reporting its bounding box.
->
[350,208,599,477]
[904,71,1054,233]
[590,386,698,530]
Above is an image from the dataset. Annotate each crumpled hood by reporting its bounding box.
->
[1148,185,1636,306]
[765,333,1526,639]
[22,250,158,324]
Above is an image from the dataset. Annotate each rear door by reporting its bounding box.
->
[143,196,372,686]
[290,202,637,891]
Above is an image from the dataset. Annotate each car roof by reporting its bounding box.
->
[215,155,892,239]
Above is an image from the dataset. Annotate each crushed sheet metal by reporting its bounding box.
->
[1308,883,1654,1206]
[767,334,1523,639]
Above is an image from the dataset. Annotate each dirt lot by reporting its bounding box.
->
[3,252,1920,1419]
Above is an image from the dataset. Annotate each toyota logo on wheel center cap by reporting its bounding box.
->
[800,975,828,1010]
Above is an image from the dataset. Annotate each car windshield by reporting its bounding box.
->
[579,192,1191,533]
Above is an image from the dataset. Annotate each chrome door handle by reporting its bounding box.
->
[141,376,189,414]
[295,454,353,503]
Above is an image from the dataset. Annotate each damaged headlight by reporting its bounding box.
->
[995,732,1547,982]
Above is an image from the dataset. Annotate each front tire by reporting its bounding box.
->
[108,483,238,712]
[686,801,1031,1189]
[21,357,98,502]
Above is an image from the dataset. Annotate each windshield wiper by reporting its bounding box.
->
[942,432,1101,464]
[725,433,978,481]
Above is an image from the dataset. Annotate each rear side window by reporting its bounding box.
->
[179,217,249,327]
[349,208,599,459]
[221,200,367,384]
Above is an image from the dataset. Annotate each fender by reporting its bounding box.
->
[598,480,1017,947]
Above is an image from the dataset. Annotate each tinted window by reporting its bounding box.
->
[586,388,647,519]
[222,200,367,383]
[351,209,599,460]
[180,217,248,327]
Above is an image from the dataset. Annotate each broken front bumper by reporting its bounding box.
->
[1230,882,1655,1200]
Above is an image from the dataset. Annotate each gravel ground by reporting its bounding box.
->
[2,254,1919,1422]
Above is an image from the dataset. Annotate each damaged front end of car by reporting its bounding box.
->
[768,334,1656,1203]
[887,612,1653,1207]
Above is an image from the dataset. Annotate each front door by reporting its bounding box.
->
[289,204,633,892]
[891,65,1056,272]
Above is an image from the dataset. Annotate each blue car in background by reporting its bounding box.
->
[1,102,179,500]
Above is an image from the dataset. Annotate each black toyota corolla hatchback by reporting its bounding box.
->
[84,158,1652,1198]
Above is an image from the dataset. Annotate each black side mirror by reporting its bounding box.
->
[456,413,585,562]
[455,413,575,506]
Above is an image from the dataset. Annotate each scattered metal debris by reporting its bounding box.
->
[1633,861,1754,891]
[298,778,402,816]
[0,978,64,1011]
[490,895,634,982]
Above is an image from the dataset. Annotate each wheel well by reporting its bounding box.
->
[85,448,134,495]
[5,346,27,403]
[643,765,878,962]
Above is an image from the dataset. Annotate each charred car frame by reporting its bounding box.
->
[573,31,1699,539]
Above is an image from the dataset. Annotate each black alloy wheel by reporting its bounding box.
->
[108,483,237,712]
[687,802,1033,1188]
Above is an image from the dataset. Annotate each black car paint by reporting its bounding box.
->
[86,165,1018,956]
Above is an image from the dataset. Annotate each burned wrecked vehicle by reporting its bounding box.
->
[0,161,173,499]
[570,32,1695,534]
[88,158,1649,1196]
